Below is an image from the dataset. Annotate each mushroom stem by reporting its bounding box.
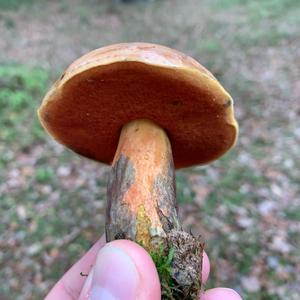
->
[106,119,181,251]
[106,119,203,298]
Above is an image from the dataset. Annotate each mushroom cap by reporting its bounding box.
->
[38,42,238,169]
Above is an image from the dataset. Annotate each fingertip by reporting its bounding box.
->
[202,287,243,300]
[106,240,161,300]
[202,251,210,283]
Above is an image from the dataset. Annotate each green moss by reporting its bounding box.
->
[150,245,177,299]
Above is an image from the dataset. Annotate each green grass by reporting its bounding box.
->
[284,207,300,221]
[0,0,34,10]
[212,0,246,10]
[211,0,300,48]
[0,64,48,151]
[0,0,51,11]
[35,166,55,183]
[213,0,300,17]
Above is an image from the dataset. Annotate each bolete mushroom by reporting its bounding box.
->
[38,42,238,299]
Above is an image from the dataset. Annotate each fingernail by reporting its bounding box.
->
[89,244,140,300]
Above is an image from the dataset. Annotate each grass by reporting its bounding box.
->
[211,0,300,48]
[0,0,34,10]
[284,207,300,221]
[0,64,48,150]
[35,167,55,183]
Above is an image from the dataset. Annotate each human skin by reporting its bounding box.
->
[45,235,242,300]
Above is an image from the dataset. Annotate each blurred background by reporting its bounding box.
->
[0,0,299,299]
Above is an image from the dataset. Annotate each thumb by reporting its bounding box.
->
[79,240,161,300]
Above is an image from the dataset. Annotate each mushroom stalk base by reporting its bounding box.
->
[106,119,203,299]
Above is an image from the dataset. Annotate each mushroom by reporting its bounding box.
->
[38,42,238,299]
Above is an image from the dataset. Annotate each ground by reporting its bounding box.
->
[0,0,299,299]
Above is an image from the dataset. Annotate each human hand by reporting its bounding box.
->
[45,235,242,300]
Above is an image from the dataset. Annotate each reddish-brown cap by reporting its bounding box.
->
[38,42,238,168]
